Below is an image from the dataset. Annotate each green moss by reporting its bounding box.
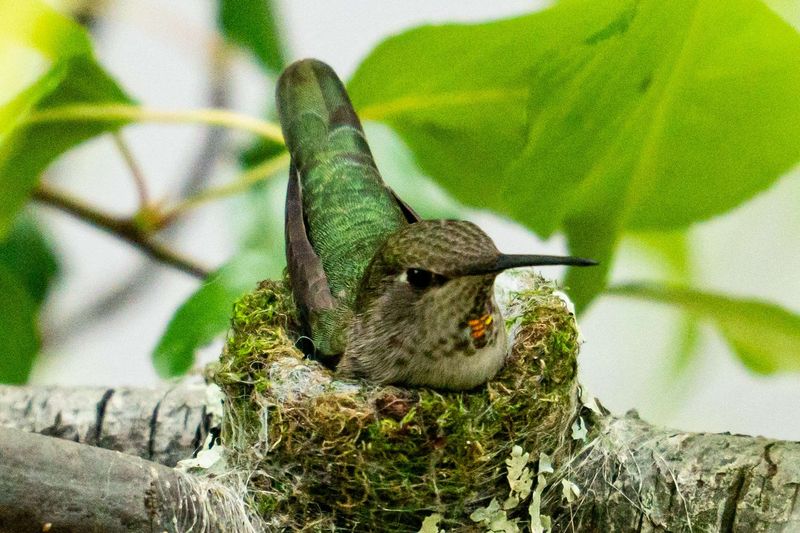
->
[210,274,582,531]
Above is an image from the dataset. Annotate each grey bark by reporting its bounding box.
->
[0,427,256,533]
[2,383,800,531]
[547,411,800,532]
[0,377,210,466]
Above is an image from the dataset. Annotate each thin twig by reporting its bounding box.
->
[44,43,237,343]
[112,132,151,209]
[45,274,151,345]
[178,42,233,197]
[26,104,284,144]
[32,184,209,279]
[161,152,289,223]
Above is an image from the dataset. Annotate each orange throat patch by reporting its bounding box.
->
[468,313,493,340]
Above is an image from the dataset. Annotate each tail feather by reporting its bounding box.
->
[276,58,407,311]
[276,58,373,171]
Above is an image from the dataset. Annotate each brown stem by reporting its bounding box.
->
[43,49,234,342]
[112,132,151,209]
[32,184,209,279]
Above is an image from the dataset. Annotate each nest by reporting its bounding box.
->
[208,273,583,531]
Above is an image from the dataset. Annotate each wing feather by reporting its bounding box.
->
[285,161,336,328]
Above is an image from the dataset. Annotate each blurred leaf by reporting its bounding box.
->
[0,0,132,237]
[0,1,92,63]
[238,167,287,251]
[0,264,39,383]
[763,0,800,31]
[672,315,702,371]
[364,122,463,220]
[609,283,800,374]
[218,0,285,73]
[349,0,800,311]
[240,136,285,169]
[153,248,283,377]
[631,231,693,279]
[630,230,700,370]
[0,211,59,304]
[561,212,618,313]
[220,0,287,183]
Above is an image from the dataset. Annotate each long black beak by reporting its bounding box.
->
[465,253,598,275]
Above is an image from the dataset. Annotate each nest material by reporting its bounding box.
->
[209,274,582,531]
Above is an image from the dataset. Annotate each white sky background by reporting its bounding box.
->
[30,0,800,440]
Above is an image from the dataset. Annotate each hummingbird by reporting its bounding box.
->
[277,59,596,390]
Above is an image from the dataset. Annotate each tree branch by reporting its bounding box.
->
[544,410,800,531]
[32,184,209,278]
[0,428,258,532]
[3,382,799,530]
[0,377,209,466]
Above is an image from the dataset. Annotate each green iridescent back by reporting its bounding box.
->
[277,59,407,338]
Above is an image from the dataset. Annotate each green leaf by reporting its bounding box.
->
[218,0,285,73]
[0,0,132,237]
[762,0,800,31]
[0,211,59,304]
[240,136,285,169]
[222,0,287,167]
[0,1,91,63]
[631,230,693,279]
[562,211,619,312]
[153,248,283,377]
[364,122,463,220]
[629,231,700,371]
[608,283,800,374]
[0,264,39,384]
[349,0,800,311]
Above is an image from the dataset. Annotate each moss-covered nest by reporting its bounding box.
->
[209,273,583,531]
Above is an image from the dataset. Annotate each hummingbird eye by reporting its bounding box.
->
[405,268,447,289]
[406,268,431,288]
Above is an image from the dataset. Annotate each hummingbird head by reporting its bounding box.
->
[340,220,596,389]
